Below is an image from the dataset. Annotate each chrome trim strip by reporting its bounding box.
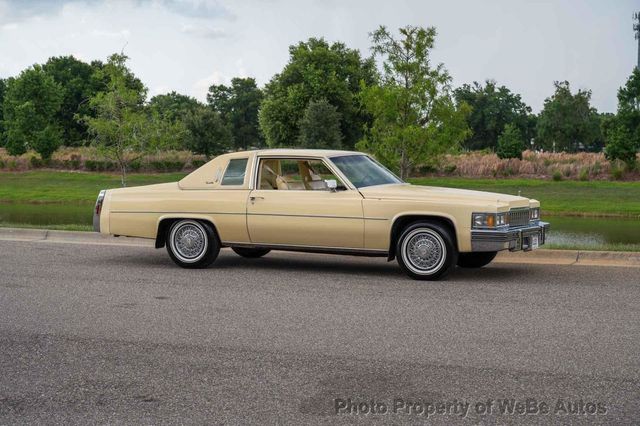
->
[109,211,387,221]
[253,155,357,191]
[247,212,386,221]
[111,211,244,215]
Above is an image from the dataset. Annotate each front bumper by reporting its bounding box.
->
[471,221,550,252]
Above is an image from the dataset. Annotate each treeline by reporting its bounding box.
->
[0,25,639,184]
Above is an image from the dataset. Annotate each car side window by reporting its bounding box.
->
[221,158,248,186]
[258,158,346,191]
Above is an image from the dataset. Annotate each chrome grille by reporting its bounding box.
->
[509,208,530,228]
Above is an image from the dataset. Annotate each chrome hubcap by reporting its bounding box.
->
[402,229,446,275]
[171,221,207,263]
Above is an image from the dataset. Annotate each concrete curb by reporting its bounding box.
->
[0,227,153,247]
[0,227,638,267]
[495,249,640,268]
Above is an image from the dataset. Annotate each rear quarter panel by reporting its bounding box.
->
[107,185,250,243]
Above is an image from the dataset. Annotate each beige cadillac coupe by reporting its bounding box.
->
[93,149,549,280]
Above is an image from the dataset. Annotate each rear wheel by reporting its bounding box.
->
[232,247,271,258]
[457,251,497,268]
[166,220,219,268]
[396,221,458,280]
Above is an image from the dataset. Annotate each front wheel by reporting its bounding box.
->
[396,222,458,280]
[166,220,220,268]
[457,251,497,268]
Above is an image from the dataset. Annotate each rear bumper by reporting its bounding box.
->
[471,221,550,252]
[93,190,106,233]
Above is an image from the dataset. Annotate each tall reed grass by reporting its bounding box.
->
[419,150,639,181]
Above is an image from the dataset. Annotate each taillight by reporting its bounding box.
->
[95,190,106,216]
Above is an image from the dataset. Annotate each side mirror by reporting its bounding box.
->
[325,179,338,191]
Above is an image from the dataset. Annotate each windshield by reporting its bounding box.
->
[330,155,403,188]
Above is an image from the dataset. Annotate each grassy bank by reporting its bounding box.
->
[545,242,640,252]
[0,171,639,216]
[0,171,187,204]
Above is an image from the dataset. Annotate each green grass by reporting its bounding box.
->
[1,171,639,217]
[545,242,640,252]
[0,171,187,204]
[0,222,93,231]
[409,177,640,217]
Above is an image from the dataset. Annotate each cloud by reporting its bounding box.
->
[0,0,233,23]
[91,28,131,39]
[155,0,234,20]
[180,23,226,39]
[192,70,226,99]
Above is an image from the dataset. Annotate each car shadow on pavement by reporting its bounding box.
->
[213,251,404,278]
[103,247,536,283]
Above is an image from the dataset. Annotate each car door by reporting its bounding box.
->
[246,157,364,248]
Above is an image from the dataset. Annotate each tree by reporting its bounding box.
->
[605,68,640,167]
[43,55,98,146]
[81,53,154,186]
[536,81,601,153]
[208,77,263,150]
[298,98,343,149]
[259,38,376,149]
[357,25,470,179]
[496,123,525,159]
[0,79,6,146]
[89,58,146,106]
[148,91,201,123]
[453,80,532,151]
[3,66,64,159]
[184,106,232,159]
[148,91,201,150]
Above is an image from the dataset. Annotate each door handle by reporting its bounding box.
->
[249,196,265,203]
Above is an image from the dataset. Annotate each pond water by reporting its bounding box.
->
[0,203,93,226]
[0,202,638,247]
[544,216,640,247]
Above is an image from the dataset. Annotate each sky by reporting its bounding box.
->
[0,0,638,113]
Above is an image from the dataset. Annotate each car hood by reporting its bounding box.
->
[358,183,535,209]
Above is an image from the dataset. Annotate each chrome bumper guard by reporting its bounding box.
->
[471,221,550,252]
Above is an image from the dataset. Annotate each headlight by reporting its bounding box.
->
[530,208,540,221]
[472,213,507,229]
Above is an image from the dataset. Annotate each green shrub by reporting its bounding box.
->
[30,156,43,168]
[0,159,5,169]
[85,160,98,171]
[191,159,206,169]
[444,164,457,174]
[417,164,438,175]
[69,154,81,170]
[496,124,525,160]
[150,160,184,172]
[611,163,626,180]
[129,160,141,172]
[578,168,589,181]
[552,170,563,181]
[85,159,116,172]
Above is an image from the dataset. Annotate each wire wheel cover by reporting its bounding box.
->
[402,229,447,274]
[171,222,207,262]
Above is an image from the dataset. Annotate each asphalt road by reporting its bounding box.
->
[0,240,639,425]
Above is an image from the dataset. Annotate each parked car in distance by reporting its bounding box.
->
[94,149,549,280]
